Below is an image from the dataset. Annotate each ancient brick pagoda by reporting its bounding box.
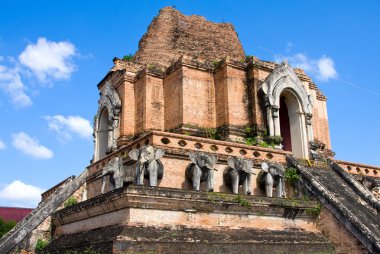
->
[3,6,380,254]
[93,7,330,162]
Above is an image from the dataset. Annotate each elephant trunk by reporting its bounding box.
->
[206,167,214,192]
[136,162,145,185]
[148,160,158,187]
[276,178,285,198]
[193,165,202,191]
[231,170,239,194]
[264,173,274,197]
[243,174,252,195]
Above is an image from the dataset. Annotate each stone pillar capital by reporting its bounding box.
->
[272,106,279,118]
[305,113,313,125]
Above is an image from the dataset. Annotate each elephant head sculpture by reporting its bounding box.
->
[101,156,124,194]
[224,157,255,195]
[185,152,217,192]
[129,145,165,187]
[257,162,286,198]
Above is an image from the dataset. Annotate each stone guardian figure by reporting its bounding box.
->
[100,156,124,194]
[129,146,165,186]
[185,151,217,192]
[257,161,286,198]
[224,157,255,195]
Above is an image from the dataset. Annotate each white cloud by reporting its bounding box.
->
[316,56,337,81]
[0,38,78,107]
[0,180,44,207]
[0,64,32,107]
[19,37,76,82]
[12,132,53,159]
[0,139,6,150]
[283,53,337,82]
[0,140,6,150]
[44,115,93,142]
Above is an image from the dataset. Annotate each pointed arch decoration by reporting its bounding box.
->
[260,61,314,158]
[94,83,122,161]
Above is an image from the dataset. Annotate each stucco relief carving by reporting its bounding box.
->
[94,83,122,160]
[261,61,313,116]
[260,61,314,158]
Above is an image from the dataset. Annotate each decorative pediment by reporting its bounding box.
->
[96,83,122,128]
[261,61,313,114]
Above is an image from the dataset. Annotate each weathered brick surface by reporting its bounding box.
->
[214,65,228,126]
[134,7,245,68]
[96,7,332,151]
[117,79,135,137]
[225,65,249,126]
[163,68,183,130]
[43,225,333,254]
[145,74,164,130]
[134,75,146,134]
[317,208,367,254]
[43,186,333,254]
[182,66,216,128]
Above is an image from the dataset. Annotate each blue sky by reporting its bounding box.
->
[0,0,379,207]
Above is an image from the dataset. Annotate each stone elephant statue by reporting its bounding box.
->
[224,157,255,195]
[101,156,124,194]
[129,145,165,187]
[185,152,217,192]
[257,162,286,198]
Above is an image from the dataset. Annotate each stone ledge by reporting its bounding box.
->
[42,224,334,254]
[52,186,320,230]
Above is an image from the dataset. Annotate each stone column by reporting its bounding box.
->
[300,113,309,159]
[305,113,314,142]
[264,97,274,136]
[272,106,280,136]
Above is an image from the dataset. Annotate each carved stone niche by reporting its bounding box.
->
[94,83,122,161]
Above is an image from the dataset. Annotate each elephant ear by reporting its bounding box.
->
[155,148,165,160]
[129,149,140,161]
[189,152,198,164]
[227,157,236,169]
[261,162,269,172]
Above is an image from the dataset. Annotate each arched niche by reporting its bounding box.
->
[279,89,308,158]
[97,108,109,159]
[260,61,314,159]
[94,83,122,161]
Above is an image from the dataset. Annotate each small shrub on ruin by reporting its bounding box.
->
[35,238,49,251]
[122,54,133,61]
[64,196,78,208]
[285,167,299,184]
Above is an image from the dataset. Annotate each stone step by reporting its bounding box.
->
[0,170,88,254]
[41,225,333,254]
[287,155,380,254]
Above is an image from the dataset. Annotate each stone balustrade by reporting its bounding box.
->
[336,160,380,178]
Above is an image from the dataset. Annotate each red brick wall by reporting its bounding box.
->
[145,75,164,131]
[182,67,215,128]
[214,65,228,127]
[164,68,183,130]
[225,65,249,126]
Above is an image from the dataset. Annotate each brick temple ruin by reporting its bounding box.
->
[2,6,380,254]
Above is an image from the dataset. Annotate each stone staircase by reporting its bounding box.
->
[0,169,88,254]
[287,155,380,254]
